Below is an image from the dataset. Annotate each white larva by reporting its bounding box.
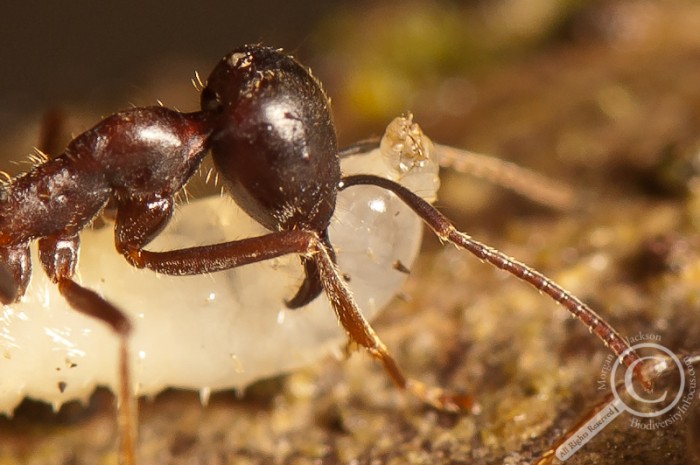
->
[0,116,440,414]
[0,113,574,417]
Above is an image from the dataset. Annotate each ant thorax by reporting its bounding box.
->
[0,116,436,413]
[0,45,657,465]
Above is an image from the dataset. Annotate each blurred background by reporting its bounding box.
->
[3,0,680,156]
[0,0,336,147]
[2,1,700,464]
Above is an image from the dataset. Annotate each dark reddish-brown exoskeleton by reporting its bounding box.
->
[0,45,645,464]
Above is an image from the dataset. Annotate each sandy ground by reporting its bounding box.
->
[2,1,700,464]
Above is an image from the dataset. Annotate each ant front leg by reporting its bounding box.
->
[116,202,474,413]
[340,174,650,386]
[37,234,136,465]
[114,194,306,272]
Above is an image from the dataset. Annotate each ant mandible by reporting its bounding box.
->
[0,44,646,463]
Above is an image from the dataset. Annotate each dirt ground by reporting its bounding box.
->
[2,1,700,464]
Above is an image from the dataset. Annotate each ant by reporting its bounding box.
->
[0,44,647,463]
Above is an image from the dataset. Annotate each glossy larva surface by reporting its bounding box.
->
[0,117,439,414]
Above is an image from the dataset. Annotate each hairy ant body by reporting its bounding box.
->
[0,45,646,463]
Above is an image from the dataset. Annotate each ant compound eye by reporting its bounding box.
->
[200,87,223,113]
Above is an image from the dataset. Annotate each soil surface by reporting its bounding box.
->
[1,1,700,464]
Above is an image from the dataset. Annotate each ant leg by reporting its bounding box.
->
[535,388,619,465]
[340,174,649,386]
[122,229,322,273]
[114,196,174,254]
[337,125,573,209]
[37,235,136,465]
[114,202,473,412]
[537,351,700,463]
[539,358,680,463]
[123,247,474,411]
[0,263,17,303]
[115,197,335,308]
[308,237,475,412]
[338,138,380,158]
[285,230,336,309]
[37,108,68,159]
[0,244,31,304]
[434,143,577,210]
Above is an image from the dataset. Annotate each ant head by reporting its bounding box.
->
[201,44,261,115]
[201,45,340,232]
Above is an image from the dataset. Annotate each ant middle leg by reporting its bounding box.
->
[0,245,31,304]
[37,234,136,465]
